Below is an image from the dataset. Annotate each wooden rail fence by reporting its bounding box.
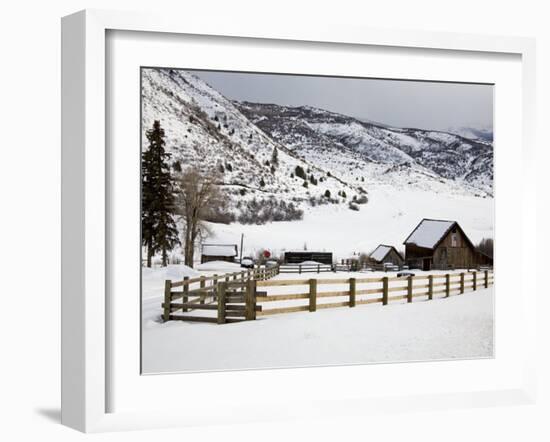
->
[254,269,494,318]
[162,264,279,322]
[279,263,333,274]
[162,268,493,324]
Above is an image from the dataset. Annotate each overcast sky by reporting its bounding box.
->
[192,70,493,132]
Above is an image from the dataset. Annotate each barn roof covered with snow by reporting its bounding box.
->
[201,244,238,257]
[403,219,473,250]
[370,245,402,262]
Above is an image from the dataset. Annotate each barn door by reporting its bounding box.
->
[423,258,431,271]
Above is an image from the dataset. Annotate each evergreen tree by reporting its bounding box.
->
[324,189,331,198]
[142,120,180,267]
[271,147,279,167]
[295,165,307,180]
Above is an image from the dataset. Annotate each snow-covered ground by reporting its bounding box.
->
[204,185,493,259]
[142,267,494,374]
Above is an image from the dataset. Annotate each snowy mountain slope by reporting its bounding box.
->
[446,126,494,142]
[237,102,493,196]
[142,69,362,219]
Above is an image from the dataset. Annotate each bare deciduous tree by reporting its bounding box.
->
[477,237,494,258]
[175,169,223,267]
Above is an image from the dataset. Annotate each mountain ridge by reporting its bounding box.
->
[141,68,493,225]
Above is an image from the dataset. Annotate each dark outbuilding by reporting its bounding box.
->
[200,244,238,264]
[369,244,404,266]
[284,251,333,265]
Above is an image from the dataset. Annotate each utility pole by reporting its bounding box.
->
[240,233,244,264]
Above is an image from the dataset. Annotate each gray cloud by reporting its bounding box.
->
[191,69,493,132]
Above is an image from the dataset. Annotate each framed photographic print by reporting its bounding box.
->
[61,9,537,432]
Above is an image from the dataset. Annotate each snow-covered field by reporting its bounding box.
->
[204,185,493,259]
[142,267,494,374]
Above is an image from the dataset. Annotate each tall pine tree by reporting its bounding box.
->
[142,120,180,267]
[271,146,279,167]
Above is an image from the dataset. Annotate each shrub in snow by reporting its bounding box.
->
[271,147,279,166]
[237,198,303,224]
[324,189,331,198]
[295,165,307,180]
[348,202,360,211]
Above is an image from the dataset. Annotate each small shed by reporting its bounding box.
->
[284,251,333,265]
[200,244,238,264]
[369,244,404,266]
[403,219,480,270]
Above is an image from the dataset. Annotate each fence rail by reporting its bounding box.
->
[278,263,334,274]
[255,270,494,318]
[162,267,494,324]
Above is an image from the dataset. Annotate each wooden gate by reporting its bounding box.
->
[162,279,261,324]
[216,280,260,324]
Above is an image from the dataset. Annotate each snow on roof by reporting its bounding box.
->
[196,260,241,271]
[405,219,455,249]
[370,245,392,262]
[201,244,237,257]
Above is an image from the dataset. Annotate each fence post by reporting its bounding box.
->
[182,276,189,312]
[382,276,389,305]
[245,279,257,320]
[299,264,302,275]
[349,278,356,307]
[445,274,450,298]
[407,275,413,303]
[460,273,465,294]
[428,275,433,300]
[309,279,317,312]
[163,280,172,322]
[484,270,489,289]
[473,271,477,291]
[200,276,206,304]
[317,264,320,274]
[217,282,226,324]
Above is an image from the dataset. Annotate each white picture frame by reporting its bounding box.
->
[61,9,537,433]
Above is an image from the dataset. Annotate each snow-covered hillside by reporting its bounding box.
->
[142,68,361,222]
[205,185,493,259]
[142,68,493,259]
[237,102,493,196]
